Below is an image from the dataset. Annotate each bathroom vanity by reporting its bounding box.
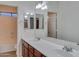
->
[22,37,79,57]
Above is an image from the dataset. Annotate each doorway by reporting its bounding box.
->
[48,12,57,38]
[0,5,17,57]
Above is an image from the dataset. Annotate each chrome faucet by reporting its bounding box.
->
[63,46,73,52]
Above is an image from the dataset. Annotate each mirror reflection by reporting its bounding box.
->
[24,12,34,29]
[30,16,34,29]
[24,12,44,29]
[36,14,44,29]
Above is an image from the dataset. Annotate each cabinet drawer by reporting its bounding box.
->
[29,45,34,53]
[23,41,28,48]
[34,49,41,57]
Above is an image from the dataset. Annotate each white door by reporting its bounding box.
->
[48,13,57,38]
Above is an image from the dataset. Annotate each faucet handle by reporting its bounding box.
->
[37,37,40,40]
[63,46,73,52]
[77,43,79,45]
[35,37,41,40]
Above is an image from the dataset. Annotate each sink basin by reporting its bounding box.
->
[32,39,73,57]
[53,48,79,57]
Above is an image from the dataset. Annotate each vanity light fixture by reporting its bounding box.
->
[35,1,48,10]
[41,5,47,10]
[36,3,42,9]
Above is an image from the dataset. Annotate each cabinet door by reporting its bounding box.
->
[29,45,34,53]
[22,44,25,57]
[30,17,34,29]
[22,40,28,48]
[22,40,29,57]
[34,49,41,57]
[24,42,28,48]
[22,40,46,57]
[29,51,34,57]
[24,48,29,57]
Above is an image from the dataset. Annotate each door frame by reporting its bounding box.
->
[48,12,57,38]
[0,4,18,56]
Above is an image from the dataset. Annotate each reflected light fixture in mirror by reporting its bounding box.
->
[25,15,27,19]
[41,5,47,10]
[30,13,34,15]
[26,12,29,15]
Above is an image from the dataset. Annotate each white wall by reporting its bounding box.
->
[57,2,79,43]
[47,1,79,43]
[47,1,58,12]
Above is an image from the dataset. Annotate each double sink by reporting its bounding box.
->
[31,39,79,57]
[23,37,79,57]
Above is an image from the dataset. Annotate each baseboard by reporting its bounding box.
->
[0,44,16,53]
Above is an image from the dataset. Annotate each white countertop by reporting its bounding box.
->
[22,36,79,57]
[43,37,79,51]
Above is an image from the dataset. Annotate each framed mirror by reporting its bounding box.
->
[24,15,28,29]
[24,12,34,29]
[24,12,44,29]
[30,15,34,29]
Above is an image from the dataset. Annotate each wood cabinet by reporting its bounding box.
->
[22,44,25,57]
[22,40,29,57]
[22,40,46,57]
[24,48,29,57]
[34,49,42,57]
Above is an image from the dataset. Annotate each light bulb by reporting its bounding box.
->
[25,15,27,19]
[41,5,47,10]
[36,3,42,9]
[26,12,29,15]
[30,13,34,15]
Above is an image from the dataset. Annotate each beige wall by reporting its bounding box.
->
[0,5,17,53]
[0,16,17,45]
[48,12,57,38]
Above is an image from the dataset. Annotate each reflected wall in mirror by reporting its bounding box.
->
[24,16,28,28]
[30,17,34,29]
[24,20,28,28]
[24,12,34,29]
[36,18,39,29]
[36,14,44,29]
